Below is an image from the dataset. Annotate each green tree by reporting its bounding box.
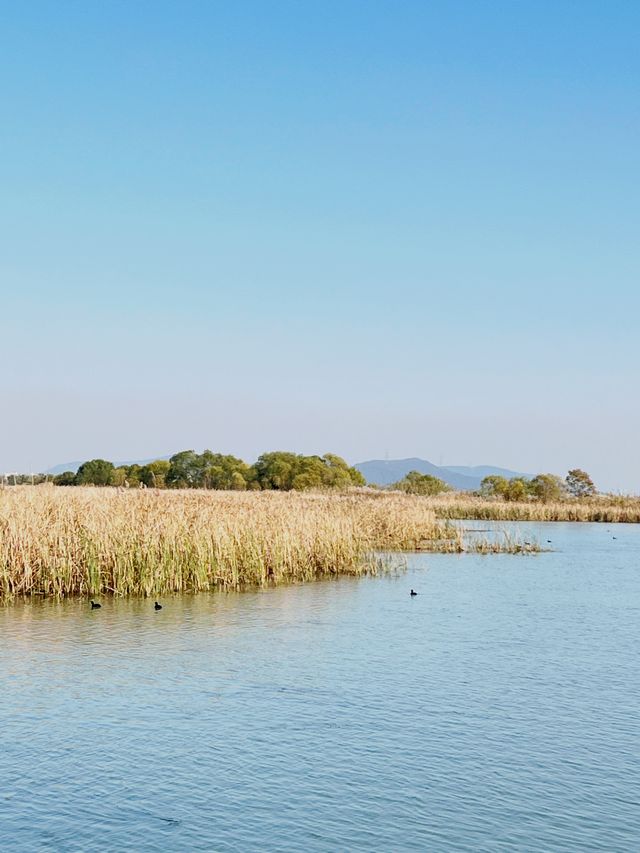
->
[529,473,565,503]
[200,452,251,489]
[566,469,596,498]
[252,452,300,490]
[75,459,115,486]
[393,471,451,496]
[292,455,345,490]
[110,467,128,487]
[504,477,531,502]
[252,451,364,491]
[121,464,143,487]
[165,451,252,489]
[321,454,366,487]
[54,450,365,491]
[166,451,202,488]
[480,475,509,498]
[139,460,171,488]
[53,471,77,486]
[229,471,248,490]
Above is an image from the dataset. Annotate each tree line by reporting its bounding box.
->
[50,451,366,491]
[479,468,596,501]
[390,468,597,501]
[3,458,598,500]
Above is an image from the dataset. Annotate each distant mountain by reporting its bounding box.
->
[354,458,529,490]
[45,461,86,475]
[45,456,170,475]
[354,458,480,490]
[444,465,529,481]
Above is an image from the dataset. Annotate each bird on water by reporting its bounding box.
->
[410,589,418,596]
[154,601,162,610]
[90,601,101,609]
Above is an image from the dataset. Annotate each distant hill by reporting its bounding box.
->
[354,458,479,490]
[354,458,528,490]
[45,461,86,475]
[444,464,529,481]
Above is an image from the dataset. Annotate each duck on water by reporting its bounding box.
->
[91,599,163,610]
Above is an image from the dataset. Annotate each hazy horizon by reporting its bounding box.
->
[1,2,638,492]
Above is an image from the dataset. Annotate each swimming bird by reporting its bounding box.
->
[90,601,101,609]
[410,589,418,596]
[154,601,162,610]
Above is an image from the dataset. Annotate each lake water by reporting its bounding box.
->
[1,522,639,852]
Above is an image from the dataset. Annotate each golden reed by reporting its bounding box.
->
[0,487,456,599]
[424,493,640,523]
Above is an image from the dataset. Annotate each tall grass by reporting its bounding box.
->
[0,487,463,600]
[424,493,640,523]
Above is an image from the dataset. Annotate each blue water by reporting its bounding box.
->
[1,522,639,852]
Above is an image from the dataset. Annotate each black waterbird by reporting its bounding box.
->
[154,601,162,610]
[90,601,101,609]
[410,589,418,596]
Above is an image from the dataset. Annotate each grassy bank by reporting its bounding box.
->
[425,493,640,523]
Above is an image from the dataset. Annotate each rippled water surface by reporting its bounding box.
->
[1,522,639,852]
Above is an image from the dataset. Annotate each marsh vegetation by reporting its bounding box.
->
[0,487,543,600]
[424,493,640,523]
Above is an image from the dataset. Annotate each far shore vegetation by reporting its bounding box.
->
[0,451,606,505]
[2,453,638,525]
[391,467,640,522]
[422,493,640,524]
[390,467,597,500]
[4,451,366,491]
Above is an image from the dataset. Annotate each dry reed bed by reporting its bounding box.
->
[425,494,640,523]
[0,487,463,600]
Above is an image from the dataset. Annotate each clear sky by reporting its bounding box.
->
[1,1,638,491]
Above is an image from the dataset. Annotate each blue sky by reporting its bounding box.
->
[1,1,638,490]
